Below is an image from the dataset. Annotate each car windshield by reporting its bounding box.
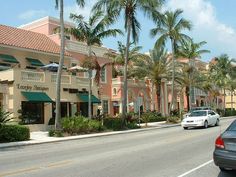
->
[189,111,207,117]
[227,121,236,131]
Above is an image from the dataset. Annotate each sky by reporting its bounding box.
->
[0,0,236,62]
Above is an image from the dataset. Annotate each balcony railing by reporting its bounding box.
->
[21,70,45,82]
[76,77,90,87]
[51,74,71,84]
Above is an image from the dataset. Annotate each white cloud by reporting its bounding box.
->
[18,10,47,20]
[165,0,236,60]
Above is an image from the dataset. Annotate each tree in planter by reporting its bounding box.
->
[151,9,192,115]
[93,0,164,127]
[54,0,85,130]
[67,11,122,118]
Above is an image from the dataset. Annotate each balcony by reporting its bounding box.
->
[66,40,109,58]
[21,70,45,82]
[51,74,71,84]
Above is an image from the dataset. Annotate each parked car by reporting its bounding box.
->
[214,120,236,171]
[183,107,212,119]
[181,110,220,129]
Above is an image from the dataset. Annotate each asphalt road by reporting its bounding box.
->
[0,118,236,177]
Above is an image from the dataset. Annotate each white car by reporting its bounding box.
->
[181,110,220,130]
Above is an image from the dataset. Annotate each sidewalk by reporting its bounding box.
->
[0,121,180,149]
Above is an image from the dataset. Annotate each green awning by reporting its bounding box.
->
[77,93,101,103]
[26,58,44,66]
[0,54,19,63]
[22,92,53,102]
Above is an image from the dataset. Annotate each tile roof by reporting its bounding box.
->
[0,24,70,56]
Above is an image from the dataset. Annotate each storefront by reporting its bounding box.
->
[20,91,53,124]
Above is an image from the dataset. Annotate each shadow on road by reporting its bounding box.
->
[218,170,236,177]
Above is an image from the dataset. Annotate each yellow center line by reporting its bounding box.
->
[46,160,72,168]
[0,160,73,177]
[0,167,40,177]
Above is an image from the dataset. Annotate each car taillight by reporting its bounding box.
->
[215,136,225,149]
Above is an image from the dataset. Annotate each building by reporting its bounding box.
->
[0,24,101,131]
[20,16,113,116]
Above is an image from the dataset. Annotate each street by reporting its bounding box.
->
[0,118,236,177]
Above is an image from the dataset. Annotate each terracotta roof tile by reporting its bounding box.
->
[0,25,70,56]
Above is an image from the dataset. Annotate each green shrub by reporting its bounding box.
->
[61,116,104,135]
[127,122,140,129]
[0,125,30,143]
[48,130,63,137]
[167,116,180,124]
[141,111,166,123]
[103,118,123,131]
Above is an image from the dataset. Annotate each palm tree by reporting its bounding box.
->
[107,41,148,77]
[54,0,85,130]
[209,54,236,115]
[177,39,210,110]
[68,11,122,118]
[175,63,205,111]
[151,9,192,115]
[93,0,164,126]
[131,46,171,113]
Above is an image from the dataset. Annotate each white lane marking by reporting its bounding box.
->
[177,160,213,177]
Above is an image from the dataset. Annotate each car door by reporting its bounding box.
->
[209,111,217,125]
[208,111,214,125]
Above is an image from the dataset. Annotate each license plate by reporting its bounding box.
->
[225,143,236,151]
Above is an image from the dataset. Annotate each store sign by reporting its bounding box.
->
[17,84,49,91]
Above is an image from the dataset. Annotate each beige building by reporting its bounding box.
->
[0,24,100,131]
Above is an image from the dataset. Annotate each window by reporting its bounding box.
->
[113,88,117,95]
[21,102,44,124]
[228,121,236,131]
[102,100,109,114]
[101,66,106,83]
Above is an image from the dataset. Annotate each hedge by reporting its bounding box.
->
[0,124,30,143]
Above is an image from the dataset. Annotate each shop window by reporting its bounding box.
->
[101,66,106,83]
[21,102,44,124]
[102,100,109,114]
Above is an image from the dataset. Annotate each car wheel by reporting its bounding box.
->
[215,119,220,126]
[183,127,188,130]
[219,167,232,171]
[219,167,226,171]
[204,121,208,128]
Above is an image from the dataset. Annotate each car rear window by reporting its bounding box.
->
[227,121,236,131]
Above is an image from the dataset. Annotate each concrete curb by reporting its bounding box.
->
[0,123,181,149]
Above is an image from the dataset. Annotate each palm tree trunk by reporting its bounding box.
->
[151,82,155,111]
[55,0,65,130]
[122,17,131,127]
[156,82,161,112]
[88,45,92,119]
[186,86,190,111]
[223,88,226,116]
[169,38,175,115]
[231,91,233,112]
